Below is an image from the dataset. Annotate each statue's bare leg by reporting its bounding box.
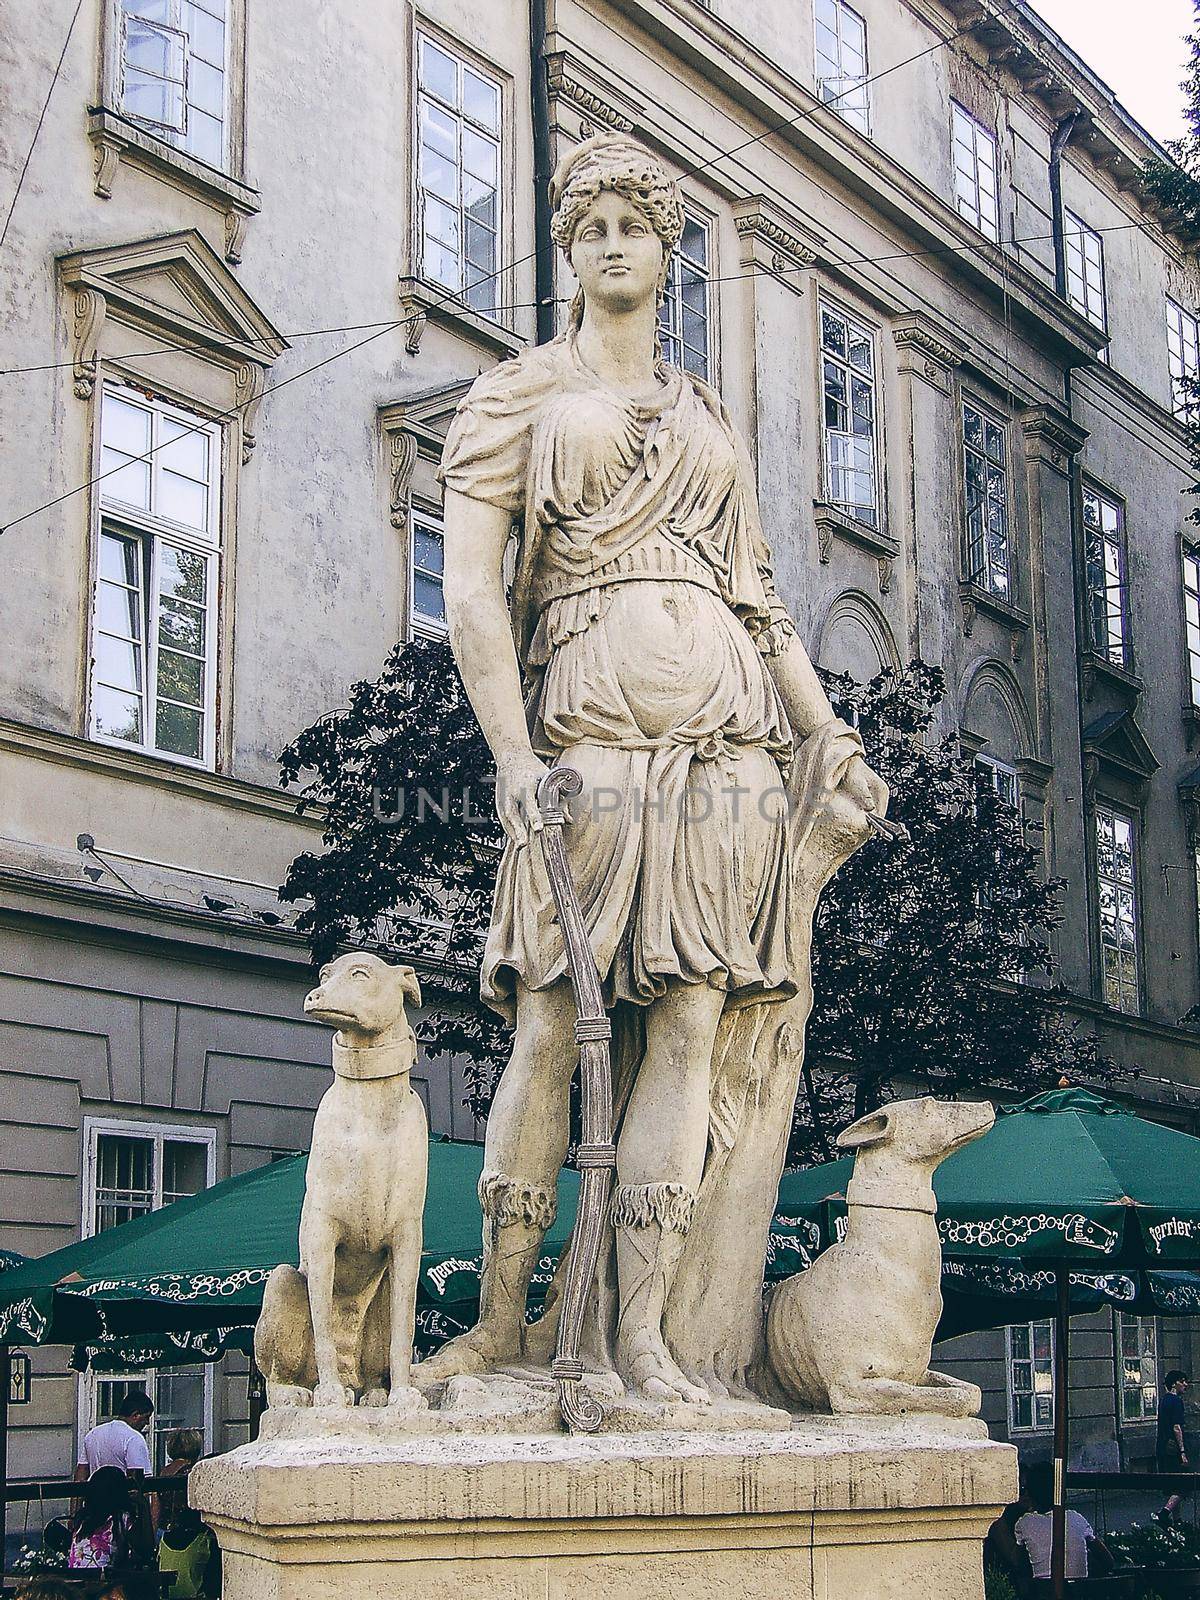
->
[614,980,725,1405]
[416,978,576,1382]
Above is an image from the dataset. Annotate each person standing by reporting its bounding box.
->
[72,1391,154,1481]
[1156,1369,1191,1525]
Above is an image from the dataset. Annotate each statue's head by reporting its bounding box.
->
[549,134,684,328]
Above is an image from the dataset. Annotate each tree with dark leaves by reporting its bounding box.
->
[279,643,1109,1154]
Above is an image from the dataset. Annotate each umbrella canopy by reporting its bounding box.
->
[0,1142,579,1363]
[778,1088,1200,1267]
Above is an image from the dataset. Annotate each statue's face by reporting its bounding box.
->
[568,190,664,315]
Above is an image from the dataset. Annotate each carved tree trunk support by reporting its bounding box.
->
[536,766,615,1434]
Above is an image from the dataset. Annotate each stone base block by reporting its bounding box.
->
[191,1416,1016,1600]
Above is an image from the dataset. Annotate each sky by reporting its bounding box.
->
[1030,0,1192,146]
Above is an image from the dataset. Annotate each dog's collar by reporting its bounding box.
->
[846,1177,937,1216]
[331,1035,415,1081]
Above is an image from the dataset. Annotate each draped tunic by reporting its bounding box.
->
[439,332,804,1017]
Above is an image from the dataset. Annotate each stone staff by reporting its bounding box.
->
[536,765,616,1433]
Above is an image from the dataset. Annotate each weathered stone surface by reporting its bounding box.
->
[192,1420,1015,1600]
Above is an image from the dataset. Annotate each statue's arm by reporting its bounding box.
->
[442,487,548,845]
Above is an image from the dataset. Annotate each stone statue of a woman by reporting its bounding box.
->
[427,133,888,1408]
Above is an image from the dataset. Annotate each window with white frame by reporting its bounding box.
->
[1167,297,1200,420]
[813,0,871,136]
[962,399,1010,600]
[1064,212,1108,354]
[82,1119,215,1469]
[821,301,879,529]
[416,33,502,317]
[952,103,999,242]
[658,213,712,381]
[1083,485,1130,671]
[976,754,1019,812]
[90,385,221,768]
[1184,547,1200,708]
[1094,803,1139,1013]
[114,0,229,170]
[409,511,447,637]
[1118,1313,1159,1423]
[1007,1319,1054,1432]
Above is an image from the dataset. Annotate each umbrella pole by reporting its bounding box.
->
[0,1345,9,1568]
[1051,1267,1071,1600]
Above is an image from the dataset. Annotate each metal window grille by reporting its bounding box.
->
[821,301,879,529]
[416,34,502,317]
[962,399,1010,599]
[1082,486,1129,670]
[1094,803,1139,1013]
[118,0,228,169]
[814,0,870,135]
[1007,1319,1054,1432]
[658,213,712,381]
[91,386,220,768]
[951,103,999,241]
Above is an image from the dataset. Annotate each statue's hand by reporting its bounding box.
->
[841,754,889,820]
[495,749,551,847]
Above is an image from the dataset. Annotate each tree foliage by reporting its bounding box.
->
[279,643,1109,1152]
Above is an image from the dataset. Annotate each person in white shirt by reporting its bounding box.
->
[73,1390,154,1481]
[1014,1462,1114,1586]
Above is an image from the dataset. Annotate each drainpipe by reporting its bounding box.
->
[530,0,555,345]
[1049,111,1080,301]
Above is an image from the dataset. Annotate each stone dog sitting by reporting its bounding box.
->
[255,952,428,1411]
[766,1096,993,1417]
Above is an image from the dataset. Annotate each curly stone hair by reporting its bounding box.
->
[549,134,684,329]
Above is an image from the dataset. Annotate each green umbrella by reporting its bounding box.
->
[0,1141,579,1359]
[778,1088,1200,1600]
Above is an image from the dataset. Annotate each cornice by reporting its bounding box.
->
[892,314,967,370]
[1020,403,1090,463]
[545,53,635,134]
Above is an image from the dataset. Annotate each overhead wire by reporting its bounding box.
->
[0,0,1122,535]
[0,0,85,252]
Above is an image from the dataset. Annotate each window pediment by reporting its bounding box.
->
[1083,709,1159,787]
[379,381,474,526]
[58,231,286,458]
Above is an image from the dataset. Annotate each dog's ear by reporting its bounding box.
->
[396,965,422,1010]
[836,1108,893,1151]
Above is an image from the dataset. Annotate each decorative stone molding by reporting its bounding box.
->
[545,57,635,134]
[87,109,259,265]
[1081,651,1142,707]
[396,276,524,361]
[58,231,286,456]
[732,198,820,295]
[813,502,899,596]
[892,316,966,393]
[379,380,474,526]
[1020,404,1089,471]
[959,585,1030,663]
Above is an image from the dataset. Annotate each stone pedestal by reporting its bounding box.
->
[191,1416,1016,1600]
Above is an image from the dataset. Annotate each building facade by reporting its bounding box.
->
[2,0,1200,1482]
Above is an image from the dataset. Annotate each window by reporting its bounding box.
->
[85,1120,214,1237]
[813,0,870,136]
[1064,213,1108,353]
[1167,298,1200,420]
[1094,803,1139,1013]
[821,302,879,529]
[115,0,229,169]
[976,754,1019,812]
[952,104,999,241]
[416,34,502,316]
[90,386,221,768]
[82,1120,215,1469]
[409,512,447,637]
[658,213,712,381]
[1118,1314,1159,1423]
[962,399,1010,600]
[1083,486,1129,670]
[1007,1319,1054,1432]
[1184,547,1200,708]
